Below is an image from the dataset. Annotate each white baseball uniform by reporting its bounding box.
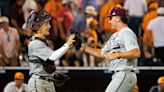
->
[4,81,28,92]
[28,37,69,92]
[101,27,139,92]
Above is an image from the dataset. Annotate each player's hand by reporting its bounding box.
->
[105,53,119,61]
[66,34,75,46]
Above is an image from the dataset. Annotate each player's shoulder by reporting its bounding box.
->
[149,17,161,25]
[120,27,134,35]
[5,81,15,87]
[28,39,45,47]
[119,27,137,38]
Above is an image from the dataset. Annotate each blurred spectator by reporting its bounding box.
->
[81,0,99,11]
[147,7,164,66]
[3,72,28,92]
[10,0,25,32]
[83,19,102,67]
[57,0,75,40]
[149,76,164,92]
[71,4,97,34]
[133,84,139,92]
[44,0,63,29]
[35,0,47,10]
[61,48,81,67]
[0,0,10,17]
[22,0,38,22]
[83,37,97,67]
[18,24,32,67]
[44,0,64,49]
[70,0,82,16]
[124,0,147,38]
[85,19,99,48]
[157,0,164,7]
[71,0,82,9]
[142,1,158,58]
[146,0,156,4]
[0,16,20,66]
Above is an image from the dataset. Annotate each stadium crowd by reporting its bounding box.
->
[0,0,164,67]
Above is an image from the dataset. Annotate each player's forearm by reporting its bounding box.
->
[84,46,106,59]
[117,48,141,59]
[49,43,69,61]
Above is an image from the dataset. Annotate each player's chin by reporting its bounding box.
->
[45,32,49,36]
[46,33,49,35]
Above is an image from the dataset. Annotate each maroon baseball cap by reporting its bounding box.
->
[108,7,127,19]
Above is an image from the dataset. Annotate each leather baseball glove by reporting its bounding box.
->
[53,72,70,87]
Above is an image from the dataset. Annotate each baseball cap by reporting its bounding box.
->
[14,72,24,80]
[148,2,158,10]
[0,16,9,24]
[85,5,97,16]
[108,7,127,19]
[157,7,164,15]
[158,76,164,84]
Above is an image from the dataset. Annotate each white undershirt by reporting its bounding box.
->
[49,43,69,61]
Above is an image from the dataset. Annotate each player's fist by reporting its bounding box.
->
[105,53,119,61]
[66,34,75,46]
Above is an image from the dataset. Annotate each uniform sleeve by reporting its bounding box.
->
[28,40,53,61]
[121,31,139,51]
[49,43,69,61]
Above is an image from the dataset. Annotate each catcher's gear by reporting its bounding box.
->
[26,9,52,32]
[42,59,56,73]
[53,72,70,87]
[29,59,56,74]
[70,29,82,50]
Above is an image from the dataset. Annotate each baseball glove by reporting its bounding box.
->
[70,29,82,50]
[53,72,70,87]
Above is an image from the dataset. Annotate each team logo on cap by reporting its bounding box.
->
[112,12,116,16]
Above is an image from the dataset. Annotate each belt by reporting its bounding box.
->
[112,70,135,73]
[31,74,54,82]
[39,76,54,82]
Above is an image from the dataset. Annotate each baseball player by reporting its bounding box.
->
[26,10,75,92]
[80,7,141,92]
[4,72,28,92]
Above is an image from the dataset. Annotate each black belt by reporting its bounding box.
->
[112,70,135,73]
[39,76,54,82]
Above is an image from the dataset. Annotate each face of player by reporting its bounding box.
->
[14,79,24,87]
[39,22,51,36]
[160,83,164,91]
[109,15,120,29]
